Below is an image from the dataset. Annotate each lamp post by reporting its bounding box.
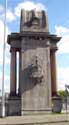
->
[65,84,69,121]
[2,0,7,117]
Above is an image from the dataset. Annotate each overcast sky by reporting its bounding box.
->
[0,0,69,94]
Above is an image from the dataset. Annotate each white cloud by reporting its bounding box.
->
[15,1,46,17]
[0,19,10,65]
[0,1,46,22]
[55,25,69,54]
[0,45,10,65]
[0,4,15,22]
[55,26,69,90]
[1,10,15,23]
[0,20,9,43]
[6,9,15,22]
[0,19,10,93]
[55,26,69,36]
[0,5,4,13]
[0,72,10,93]
[0,20,4,43]
[57,67,69,90]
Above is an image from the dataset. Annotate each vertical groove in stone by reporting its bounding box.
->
[46,45,51,107]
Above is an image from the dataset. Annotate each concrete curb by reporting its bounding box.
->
[0,114,69,125]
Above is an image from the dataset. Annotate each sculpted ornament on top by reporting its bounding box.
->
[20,9,48,32]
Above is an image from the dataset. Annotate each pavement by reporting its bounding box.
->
[0,113,69,125]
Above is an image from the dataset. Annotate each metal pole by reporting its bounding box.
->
[2,0,7,117]
[65,85,68,121]
[65,86,67,114]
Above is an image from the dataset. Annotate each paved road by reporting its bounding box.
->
[18,122,69,125]
[10,121,69,125]
[41,122,69,125]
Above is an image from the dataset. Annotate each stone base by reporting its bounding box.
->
[9,92,17,96]
[52,96,62,113]
[21,108,52,115]
[8,96,21,116]
[5,95,52,116]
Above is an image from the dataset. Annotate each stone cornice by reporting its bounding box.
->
[7,31,61,45]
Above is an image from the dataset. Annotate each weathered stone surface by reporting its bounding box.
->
[7,9,61,116]
[8,97,21,116]
[20,10,49,32]
[50,50,57,96]
[10,48,17,96]
[20,38,51,115]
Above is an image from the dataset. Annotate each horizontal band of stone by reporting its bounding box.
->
[7,32,61,44]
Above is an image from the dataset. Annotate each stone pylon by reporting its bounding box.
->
[7,9,61,115]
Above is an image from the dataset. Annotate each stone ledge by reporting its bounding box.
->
[7,32,61,44]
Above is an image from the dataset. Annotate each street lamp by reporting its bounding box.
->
[2,0,7,117]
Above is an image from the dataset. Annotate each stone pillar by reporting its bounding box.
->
[10,48,17,96]
[19,50,21,96]
[50,50,57,96]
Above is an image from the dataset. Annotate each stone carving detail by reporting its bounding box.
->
[24,10,40,27]
[30,56,43,83]
[20,9,48,32]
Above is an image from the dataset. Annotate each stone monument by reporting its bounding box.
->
[7,9,61,115]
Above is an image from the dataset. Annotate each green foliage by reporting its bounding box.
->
[58,90,65,98]
[58,90,69,98]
